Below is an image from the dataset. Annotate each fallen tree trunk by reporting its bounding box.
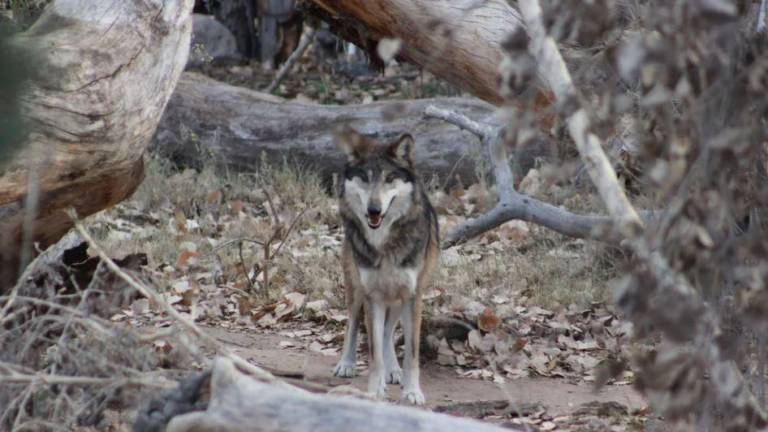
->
[151,357,519,432]
[0,0,194,288]
[306,0,524,105]
[152,72,514,184]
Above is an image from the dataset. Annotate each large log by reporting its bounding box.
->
[0,0,194,288]
[153,357,519,432]
[151,72,517,184]
[307,0,524,105]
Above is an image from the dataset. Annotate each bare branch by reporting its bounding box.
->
[0,362,172,389]
[424,105,494,138]
[265,28,317,94]
[238,241,258,294]
[69,211,298,392]
[443,193,618,247]
[425,105,621,247]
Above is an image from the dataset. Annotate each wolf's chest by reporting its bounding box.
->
[358,262,418,303]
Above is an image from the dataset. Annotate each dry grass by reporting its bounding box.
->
[88,155,618,312]
[439,228,617,311]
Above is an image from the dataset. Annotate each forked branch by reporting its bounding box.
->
[425,106,618,248]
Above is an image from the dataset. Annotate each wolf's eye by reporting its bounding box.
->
[385,173,397,183]
[345,168,368,182]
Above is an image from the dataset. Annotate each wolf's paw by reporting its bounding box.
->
[376,385,388,400]
[385,367,403,384]
[368,382,387,400]
[333,361,356,378]
[401,388,425,406]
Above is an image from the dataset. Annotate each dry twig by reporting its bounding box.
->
[0,362,172,388]
[265,27,317,94]
[69,210,299,392]
[208,206,307,299]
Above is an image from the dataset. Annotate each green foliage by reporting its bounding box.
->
[3,0,51,29]
[0,24,35,168]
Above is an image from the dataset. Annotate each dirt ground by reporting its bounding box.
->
[73,149,652,430]
[209,326,644,413]
[52,60,653,431]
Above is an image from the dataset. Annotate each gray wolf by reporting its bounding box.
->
[332,127,439,405]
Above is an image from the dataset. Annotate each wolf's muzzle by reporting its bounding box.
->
[367,204,383,229]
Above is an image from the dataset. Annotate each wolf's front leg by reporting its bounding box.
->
[401,297,425,405]
[367,301,387,399]
[383,304,403,384]
[333,298,362,378]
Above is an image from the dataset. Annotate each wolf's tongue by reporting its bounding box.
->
[368,214,381,226]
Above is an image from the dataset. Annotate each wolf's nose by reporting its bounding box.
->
[367,204,381,216]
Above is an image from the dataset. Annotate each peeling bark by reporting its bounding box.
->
[151,72,504,185]
[306,0,524,105]
[156,357,521,432]
[0,0,194,288]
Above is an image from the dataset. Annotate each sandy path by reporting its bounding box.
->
[205,326,645,416]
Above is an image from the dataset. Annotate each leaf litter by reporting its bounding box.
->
[85,158,647,431]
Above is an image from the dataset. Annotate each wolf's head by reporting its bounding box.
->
[335,127,417,231]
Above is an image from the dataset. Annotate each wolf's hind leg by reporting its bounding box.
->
[401,297,425,405]
[333,297,362,378]
[383,303,403,384]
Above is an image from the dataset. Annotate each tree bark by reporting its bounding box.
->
[0,0,194,288]
[306,0,524,105]
[212,0,258,58]
[160,357,519,432]
[151,72,509,185]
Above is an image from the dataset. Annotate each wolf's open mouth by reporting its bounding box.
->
[367,213,383,229]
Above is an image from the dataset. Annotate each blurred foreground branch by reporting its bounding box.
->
[0,362,170,388]
[519,0,768,427]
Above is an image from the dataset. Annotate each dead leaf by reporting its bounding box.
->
[176,250,200,269]
[478,308,501,332]
[173,209,187,233]
[467,330,484,352]
[519,169,542,197]
[437,338,456,366]
[540,421,557,431]
[229,200,245,215]
[153,340,172,355]
[306,299,327,313]
[131,299,149,315]
[207,189,223,205]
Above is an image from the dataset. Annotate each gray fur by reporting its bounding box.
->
[333,130,439,404]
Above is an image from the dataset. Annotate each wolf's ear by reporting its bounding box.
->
[388,133,414,165]
[334,125,370,162]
